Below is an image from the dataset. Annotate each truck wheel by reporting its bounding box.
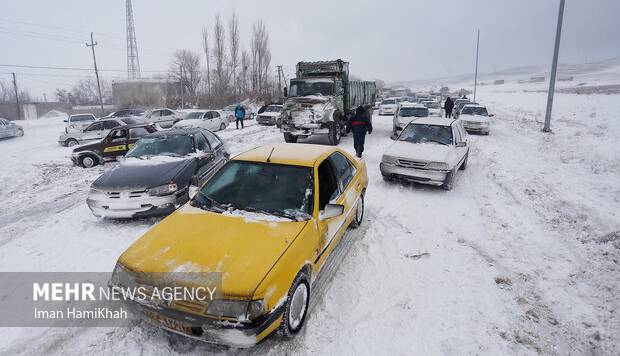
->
[328,122,341,146]
[80,154,98,168]
[284,133,298,143]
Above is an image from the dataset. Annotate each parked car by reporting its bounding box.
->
[223,104,255,122]
[392,103,429,135]
[256,105,283,126]
[373,101,381,110]
[142,108,181,129]
[421,101,442,116]
[58,117,140,147]
[454,101,478,118]
[63,113,96,133]
[458,105,492,135]
[0,118,24,139]
[378,98,399,116]
[110,143,368,347]
[381,117,469,190]
[87,128,229,218]
[173,110,228,132]
[70,123,157,168]
[104,109,145,119]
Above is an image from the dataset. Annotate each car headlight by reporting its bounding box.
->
[206,299,265,320]
[382,155,398,165]
[426,162,448,170]
[148,183,178,196]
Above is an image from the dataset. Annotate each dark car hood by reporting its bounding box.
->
[93,157,194,189]
[72,139,102,152]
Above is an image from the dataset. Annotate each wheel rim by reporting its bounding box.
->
[356,197,364,223]
[68,140,78,147]
[82,157,94,167]
[220,123,225,130]
[288,283,308,331]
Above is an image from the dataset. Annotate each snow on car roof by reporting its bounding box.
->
[408,117,456,126]
[400,102,427,108]
[234,143,338,167]
[462,104,486,109]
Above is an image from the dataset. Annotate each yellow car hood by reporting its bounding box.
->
[119,205,308,297]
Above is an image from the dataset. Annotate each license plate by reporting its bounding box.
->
[144,309,194,335]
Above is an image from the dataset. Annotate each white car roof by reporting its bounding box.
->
[407,117,456,127]
[462,104,486,109]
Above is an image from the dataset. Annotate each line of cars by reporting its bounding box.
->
[379,96,495,190]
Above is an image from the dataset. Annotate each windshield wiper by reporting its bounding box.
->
[425,139,449,146]
[192,191,225,212]
[237,206,298,221]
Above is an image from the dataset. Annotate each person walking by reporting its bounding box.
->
[347,105,372,158]
[444,97,454,118]
[234,104,246,129]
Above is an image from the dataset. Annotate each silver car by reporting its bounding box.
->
[142,108,180,129]
[58,117,139,147]
[63,113,96,133]
[0,118,24,139]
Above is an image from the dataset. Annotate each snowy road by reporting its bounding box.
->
[0,86,618,355]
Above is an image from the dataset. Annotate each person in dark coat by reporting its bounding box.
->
[347,105,373,158]
[234,104,246,129]
[444,97,454,118]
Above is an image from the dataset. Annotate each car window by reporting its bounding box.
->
[210,111,220,118]
[108,129,128,142]
[85,122,104,131]
[398,123,453,145]
[202,130,222,149]
[203,112,211,120]
[194,133,209,152]
[121,118,138,125]
[162,110,173,116]
[328,152,355,191]
[318,159,339,210]
[461,106,488,116]
[129,127,150,139]
[103,120,120,130]
[70,114,95,122]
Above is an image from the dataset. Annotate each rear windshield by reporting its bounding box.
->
[121,118,138,125]
[264,106,282,113]
[126,135,194,158]
[70,115,95,122]
[381,99,395,105]
[461,107,488,116]
[185,112,204,120]
[399,107,429,117]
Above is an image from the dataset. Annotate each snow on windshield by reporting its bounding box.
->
[399,123,453,145]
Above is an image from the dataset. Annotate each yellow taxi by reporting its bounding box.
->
[112,143,368,347]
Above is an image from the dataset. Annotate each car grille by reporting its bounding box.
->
[397,159,427,169]
[105,189,147,199]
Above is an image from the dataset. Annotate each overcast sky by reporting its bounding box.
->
[2,0,619,98]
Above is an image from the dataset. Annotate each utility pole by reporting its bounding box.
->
[12,72,21,121]
[543,0,565,133]
[86,32,105,116]
[180,67,185,109]
[276,65,283,99]
[473,29,480,102]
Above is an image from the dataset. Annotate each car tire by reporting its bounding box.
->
[219,122,226,131]
[459,152,469,170]
[350,193,364,228]
[279,271,310,338]
[80,154,98,168]
[484,131,490,135]
[382,175,393,182]
[327,122,341,146]
[442,168,455,191]
[66,139,79,147]
[284,133,298,143]
[16,128,24,137]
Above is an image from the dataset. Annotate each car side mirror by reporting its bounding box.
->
[456,141,467,147]
[319,204,344,220]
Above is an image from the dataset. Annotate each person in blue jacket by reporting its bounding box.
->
[234,104,246,129]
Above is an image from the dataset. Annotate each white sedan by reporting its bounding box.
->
[380,117,469,190]
[458,105,492,135]
[378,98,399,116]
[173,110,228,132]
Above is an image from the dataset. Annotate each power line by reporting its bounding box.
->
[0,64,175,73]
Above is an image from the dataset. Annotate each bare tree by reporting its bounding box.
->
[240,49,250,95]
[53,77,110,106]
[229,11,240,97]
[201,26,211,97]
[250,20,272,95]
[0,80,31,103]
[212,14,228,95]
[169,49,202,104]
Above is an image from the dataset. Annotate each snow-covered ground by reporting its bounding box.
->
[1,74,619,355]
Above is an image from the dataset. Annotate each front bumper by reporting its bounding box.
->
[256,116,277,125]
[281,123,329,136]
[87,188,186,218]
[463,122,490,133]
[127,300,284,348]
[379,109,395,115]
[380,162,448,186]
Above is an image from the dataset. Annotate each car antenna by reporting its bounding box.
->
[266,147,275,163]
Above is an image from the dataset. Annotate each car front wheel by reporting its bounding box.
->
[442,168,455,190]
[80,154,98,168]
[66,139,79,147]
[351,193,364,228]
[279,271,310,337]
[17,129,24,137]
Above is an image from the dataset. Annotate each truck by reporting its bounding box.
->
[279,59,376,145]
